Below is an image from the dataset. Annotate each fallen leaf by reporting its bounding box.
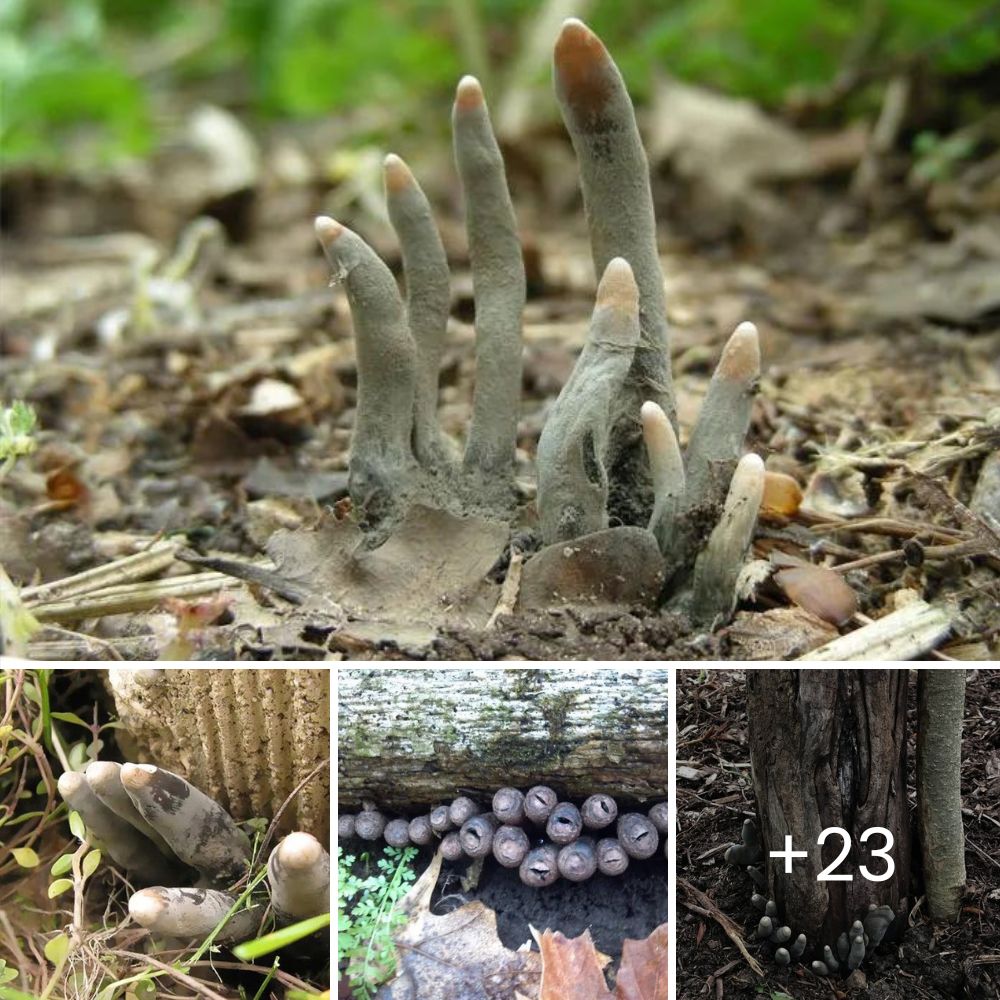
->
[615,923,668,1000]
[267,504,506,629]
[376,852,542,1000]
[535,927,613,1000]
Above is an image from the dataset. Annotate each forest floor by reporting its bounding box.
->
[2,97,999,660]
[675,668,1000,1000]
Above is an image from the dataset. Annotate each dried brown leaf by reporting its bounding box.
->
[535,927,613,1000]
[615,922,668,1000]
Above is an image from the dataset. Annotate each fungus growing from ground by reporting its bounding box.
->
[59,759,328,946]
[315,18,766,628]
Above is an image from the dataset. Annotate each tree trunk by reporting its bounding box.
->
[338,668,668,812]
[917,669,967,921]
[745,669,911,951]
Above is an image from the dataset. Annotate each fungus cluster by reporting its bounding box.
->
[724,817,896,974]
[58,760,329,943]
[339,788,666,888]
[316,18,765,627]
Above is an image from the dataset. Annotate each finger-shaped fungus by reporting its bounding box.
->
[266,832,331,923]
[85,760,177,860]
[383,153,452,470]
[553,17,675,502]
[536,257,640,543]
[452,76,525,485]
[120,763,251,882]
[57,771,179,884]
[129,887,261,943]
[314,216,416,541]
[689,453,766,626]
[642,401,685,554]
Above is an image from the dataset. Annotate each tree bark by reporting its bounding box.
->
[745,669,911,951]
[338,668,668,811]
[917,669,967,921]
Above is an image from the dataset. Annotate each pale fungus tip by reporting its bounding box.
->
[717,321,761,380]
[455,75,484,110]
[128,888,167,926]
[383,154,414,192]
[314,215,344,245]
[84,760,118,789]
[596,257,638,313]
[640,400,667,425]
[57,771,83,796]
[119,762,155,789]
[554,17,608,77]
[276,831,323,870]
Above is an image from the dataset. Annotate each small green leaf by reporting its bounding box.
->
[43,932,69,965]
[50,853,73,876]
[82,849,101,879]
[0,961,18,984]
[48,878,74,898]
[11,847,39,868]
[49,711,91,728]
[68,809,86,840]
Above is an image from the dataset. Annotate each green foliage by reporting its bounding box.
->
[912,129,978,182]
[0,401,37,479]
[338,844,418,1000]
[589,0,1000,105]
[2,0,996,170]
[0,0,152,168]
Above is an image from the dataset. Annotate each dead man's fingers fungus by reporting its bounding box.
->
[536,258,640,543]
[452,75,525,483]
[129,887,261,943]
[120,763,251,882]
[267,831,331,923]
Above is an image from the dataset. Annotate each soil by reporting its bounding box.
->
[675,668,1000,1000]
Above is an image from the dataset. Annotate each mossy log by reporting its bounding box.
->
[338,668,667,811]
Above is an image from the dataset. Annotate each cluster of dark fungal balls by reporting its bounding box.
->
[339,788,667,887]
[725,818,896,974]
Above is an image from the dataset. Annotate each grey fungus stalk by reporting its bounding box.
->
[129,887,261,943]
[536,258,640,543]
[383,153,452,470]
[553,17,675,486]
[315,216,416,542]
[120,763,251,882]
[452,75,526,482]
[267,831,331,923]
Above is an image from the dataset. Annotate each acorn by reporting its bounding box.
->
[581,794,617,830]
[524,786,558,824]
[618,813,659,859]
[492,787,526,825]
[519,844,559,887]
[546,802,583,844]
[557,837,597,882]
[383,818,411,847]
[459,814,498,858]
[492,825,530,867]
[449,796,479,826]
[408,815,435,846]
[354,809,386,841]
[596,837,629,876]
